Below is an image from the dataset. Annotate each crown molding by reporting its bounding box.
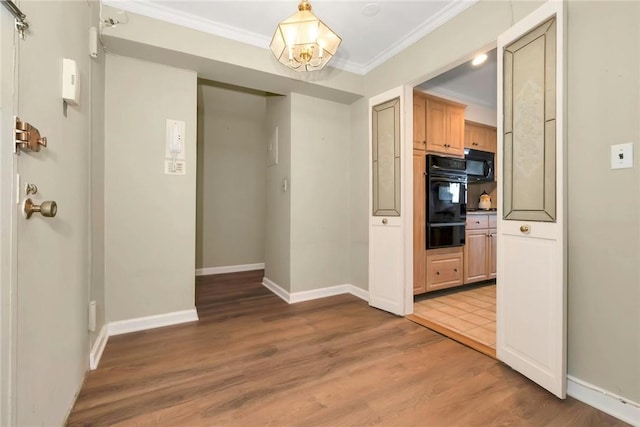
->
[103,0,478,76]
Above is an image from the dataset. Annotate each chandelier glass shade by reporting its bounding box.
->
[270,1,342,72]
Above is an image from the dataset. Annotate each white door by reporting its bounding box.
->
[368,86,413,316]
[497,1,567,397]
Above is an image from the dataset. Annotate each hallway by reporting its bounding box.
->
[67,271,626,426]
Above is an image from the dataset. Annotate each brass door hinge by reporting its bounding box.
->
[14,117,47,153]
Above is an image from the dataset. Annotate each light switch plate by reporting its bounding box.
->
[611,143,633,169]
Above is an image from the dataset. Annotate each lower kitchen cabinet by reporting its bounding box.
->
[463,214,497,284]
[425,246,463,292]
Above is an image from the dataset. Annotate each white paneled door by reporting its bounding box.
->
[497,1,567,398]
[368,87,413,316]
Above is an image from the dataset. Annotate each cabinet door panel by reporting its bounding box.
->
[413,152,426,294]
[488,228,497,278]
[447,105,465,153]
[425,98,447,153]
[413,95,426,151]
[464,230,489,283]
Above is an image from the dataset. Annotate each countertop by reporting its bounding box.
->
[467,209,497,215]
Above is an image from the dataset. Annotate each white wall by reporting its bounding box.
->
[105,55,197,322]
[196,83,266,270]
[264,96,291,290]
[290,94,351,292]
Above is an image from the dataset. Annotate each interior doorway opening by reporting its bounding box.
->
[407,48,499,357]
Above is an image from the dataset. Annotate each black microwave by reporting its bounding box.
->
[465,149,494,181]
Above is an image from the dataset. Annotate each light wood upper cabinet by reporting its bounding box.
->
[413,95,426,151]
[413,92,466,158]
[413,150,426,295]
[465,121,497,153]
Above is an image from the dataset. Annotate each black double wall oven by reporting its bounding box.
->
[426,155,467,249]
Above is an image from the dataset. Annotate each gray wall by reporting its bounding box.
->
[264,96,291,290]
[349,98,370,291]
[90,0,107,350]
[196,83,267,270]
[566,0,640,403]
[2,2,101,424]
[105,55,197,322]
[290,94,351,292]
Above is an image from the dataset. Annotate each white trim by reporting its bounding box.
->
[103,0,478,76]
[195,263,265,276]
[107,309,199,336]
[89,324,109,370]
[262,278,369,305]
[261,277,290,304]
[567,376,640,426]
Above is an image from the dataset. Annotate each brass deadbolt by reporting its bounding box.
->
[23,198,57,219]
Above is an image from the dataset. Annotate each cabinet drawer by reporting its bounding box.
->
[466,215,489,229]
[488,214,497,229]
[426,248,463,291]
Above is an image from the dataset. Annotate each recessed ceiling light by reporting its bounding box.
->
[472,53,488,66]
[362,3,381,17]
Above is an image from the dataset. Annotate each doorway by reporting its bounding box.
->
[195,80,268,282]
[407,49,498,357]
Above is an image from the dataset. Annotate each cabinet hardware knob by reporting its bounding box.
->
[382,218,388,225]
[475,221,480,224]
[520,224,530,233]
[454,268,458,272]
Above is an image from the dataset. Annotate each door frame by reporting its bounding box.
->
[0,7,19,426]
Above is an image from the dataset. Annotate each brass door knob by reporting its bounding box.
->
[23,198,57,219]
[520,224,530,233]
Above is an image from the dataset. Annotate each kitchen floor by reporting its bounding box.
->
[410,282,496,357]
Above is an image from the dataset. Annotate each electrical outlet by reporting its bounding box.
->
[611,143,633,169]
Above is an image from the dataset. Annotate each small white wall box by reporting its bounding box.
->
[62,58,79,105]
[89,27,98,59]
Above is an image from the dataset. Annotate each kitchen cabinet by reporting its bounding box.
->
[413,92,466,157]
[413,150,426,295]
[463,214,497,284]
[413,94,427,151]
[425,246,463,292]
[464,121,497,153]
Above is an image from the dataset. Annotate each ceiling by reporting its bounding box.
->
[419,48,497,109]
[103,0,479,75]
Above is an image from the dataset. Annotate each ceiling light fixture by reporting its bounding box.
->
[472,53,488,66]
[270,1,342,72]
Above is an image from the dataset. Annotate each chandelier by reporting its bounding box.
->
[270,1,342,72]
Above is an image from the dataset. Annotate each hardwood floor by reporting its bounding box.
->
[67,270,627,426]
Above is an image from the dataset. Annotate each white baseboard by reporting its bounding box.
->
[107,308,199,336]
[89,324,109,370]
[262,277,369,304]
[262,277,290,303]
[196,263,264,276]
[567,375,640,426]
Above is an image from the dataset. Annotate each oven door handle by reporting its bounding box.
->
[428,222,466,227]
[429,176,467,183]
